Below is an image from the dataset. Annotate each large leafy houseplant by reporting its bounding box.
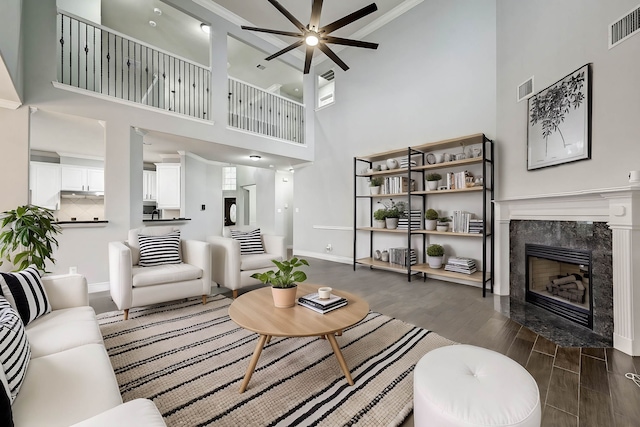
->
[251,257,309,289]
[0,205,61,272]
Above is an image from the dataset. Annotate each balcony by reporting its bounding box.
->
[56,11,306,145]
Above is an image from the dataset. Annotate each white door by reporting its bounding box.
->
[30,162,61,210]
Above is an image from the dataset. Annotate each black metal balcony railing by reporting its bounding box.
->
[228,78,305,144]
[57,11,211,120]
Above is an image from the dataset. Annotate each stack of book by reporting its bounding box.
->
[444,257,477,274]
[399,157,417,169]
[397,210,422,230]
[298,292,348,313]
[451,210,471,233]
[389,247,417,267]
[469,219,484,234]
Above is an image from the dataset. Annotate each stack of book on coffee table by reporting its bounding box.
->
[298,292,348,314]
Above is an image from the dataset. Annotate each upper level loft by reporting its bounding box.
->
[55,1,308,145]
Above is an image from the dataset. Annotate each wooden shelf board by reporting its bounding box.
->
[355,257,412,273]
[411,264,484,283]
[413,157,482,171]
[357,227,412,233]
[413,186,484,195]
[415,230,484,237]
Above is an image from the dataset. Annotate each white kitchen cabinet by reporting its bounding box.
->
[155,164,180,209]
[143,170,157,201]
[30,162,61,210]
[61,165,104,192]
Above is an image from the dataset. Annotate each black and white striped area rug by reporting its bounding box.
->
[97,295,454,426]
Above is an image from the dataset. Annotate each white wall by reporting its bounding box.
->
[496,0,640,199]
[0,0,23,103]
[275,170,293,247]
[180,153,222,240]
[295,0,497,261]
[56,0,101,24]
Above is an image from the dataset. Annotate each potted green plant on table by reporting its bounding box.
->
[426,173,442,191]
[426,244,445,269]
[437,217,451,232]
[370,177,384,195]
[251,257,309,308]
[373,209,387,229]
[0,205,61,272]
[424,208,438,231]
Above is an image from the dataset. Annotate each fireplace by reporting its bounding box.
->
[525,244,592,329]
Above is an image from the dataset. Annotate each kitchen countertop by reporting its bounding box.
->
[54,220,109,228]
[142,218,191,223]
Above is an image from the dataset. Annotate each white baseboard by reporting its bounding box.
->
[293,250,352,265]
[89,282,110,294]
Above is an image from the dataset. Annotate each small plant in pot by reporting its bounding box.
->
[251,257,309,308]
[424,208,438,231]
[370,177,384,195]
[384,206,400,230]
[437,217,451,232]
[425,173,441,191]
[0,204,62,272]
[426,244,445,269]
[373,209,387,229]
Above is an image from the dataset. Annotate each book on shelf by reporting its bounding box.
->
[397,210,422,230]
[297,299,348,314]
[447,257,476,266]
[444,265,477,274]
[388,247,417,267]
[383,176,415,194]
[298,293,348,310]
[445,257,477,274]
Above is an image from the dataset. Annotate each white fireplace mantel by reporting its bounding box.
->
[494,183,640,356]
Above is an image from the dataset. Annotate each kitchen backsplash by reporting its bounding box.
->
[56,198,105,221]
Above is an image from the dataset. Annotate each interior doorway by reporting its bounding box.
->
[224,197,236,226]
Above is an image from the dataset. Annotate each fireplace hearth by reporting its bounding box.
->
[525,244,592,329]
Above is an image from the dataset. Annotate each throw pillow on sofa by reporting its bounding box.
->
[0,266,51,325]
[138,230,182,267]
[230,228,265,255]
[0,295,31,426]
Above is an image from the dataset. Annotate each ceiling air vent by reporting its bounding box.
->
[517,76,534,102]
[320,69,335,81]
[609,4,640,49]
[256,64,266,70]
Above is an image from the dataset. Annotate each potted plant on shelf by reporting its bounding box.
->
[384,206,400,230]
[250,257,309,308]
[426,244,445,269]
[426,173,442,191]
[373,209,387,229]
[370,177,384,195]
[0,204,62,272]
[437,217,451,232]
[424,208,438,231]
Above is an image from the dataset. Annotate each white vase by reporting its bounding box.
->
[386,158,399,170]
[426,181,438,191]
[370,186,381,195]
[424,219,437,231]
[373,219,386,229]
[427,256,443,269]
[385,218,399,229]
[437,224,449,232]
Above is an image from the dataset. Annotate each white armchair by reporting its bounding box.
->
[207,228,286,298]
[109,226,211,320]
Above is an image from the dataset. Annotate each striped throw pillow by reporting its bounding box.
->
[230,228,265,255]
[0,266,51,325]
[0,296,31,405]
[138,230,182,267]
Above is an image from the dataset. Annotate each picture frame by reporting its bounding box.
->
[527,64,591,170]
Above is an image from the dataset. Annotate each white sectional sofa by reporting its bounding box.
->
[7,274,166,427]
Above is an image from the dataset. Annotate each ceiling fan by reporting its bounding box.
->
[241,0,379,74]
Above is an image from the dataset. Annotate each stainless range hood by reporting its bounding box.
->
[60,190,104,199]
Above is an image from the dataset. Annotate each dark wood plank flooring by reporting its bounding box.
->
[90,256,640,426]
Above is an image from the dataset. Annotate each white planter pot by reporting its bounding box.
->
[426,181,439,191]
[370,186,381,195]
[373,219,386,229]
[385,218,399,229]
[436,224,449,232]
[424,219,437,231]
[427,256,444,269]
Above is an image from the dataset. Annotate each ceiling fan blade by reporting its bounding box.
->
[318,43,349,71]
[268,0,307,32]
[320,3,378,35]
[241,26,302,38]
[303,45,314,74]
[323,36,379,49]
[309,0,323,31]
[265,40,305,61]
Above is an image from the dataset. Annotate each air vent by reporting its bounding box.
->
[256,64,266,70]
[609,4,640,49]
[320,69,335,81]
[517,76,534,102]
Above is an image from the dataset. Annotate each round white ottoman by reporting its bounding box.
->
[414,345,541,427]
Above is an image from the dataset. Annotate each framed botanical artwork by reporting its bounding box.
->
[527,64,591,170]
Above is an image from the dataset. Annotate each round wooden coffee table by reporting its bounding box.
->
[229,283,369,393]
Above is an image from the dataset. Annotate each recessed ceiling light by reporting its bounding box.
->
[153,7,162,15]
[294,88,299,92]
[149,20,157,27]
[249,155,261,161]
[269,164,274,168]
[201,23,210,34]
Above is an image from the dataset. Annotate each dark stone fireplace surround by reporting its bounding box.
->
[509,220,613,346]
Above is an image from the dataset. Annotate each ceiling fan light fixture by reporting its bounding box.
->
[249,155,261,161]
[200,23,210,34]
[305,34,319,46]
